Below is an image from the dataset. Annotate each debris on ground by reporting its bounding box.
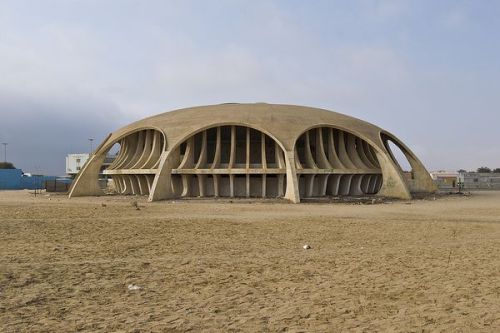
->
[127,284,142,291]
[131,201,140,210]
[303,244,312,250]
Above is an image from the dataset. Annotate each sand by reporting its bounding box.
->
[1,190,500,332]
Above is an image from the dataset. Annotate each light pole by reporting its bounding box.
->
[1,143,7,162]
[88,138,94,155]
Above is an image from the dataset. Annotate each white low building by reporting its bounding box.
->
[66,153,116,176]
[66,153,90,175]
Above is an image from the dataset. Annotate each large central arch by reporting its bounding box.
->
[167,124,287,198]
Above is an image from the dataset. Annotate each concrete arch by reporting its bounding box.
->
[380,131,436,195]
[148,123,291,202]
[293,125,384,199]
[68,127,166,198]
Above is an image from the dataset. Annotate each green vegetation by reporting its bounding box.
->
[0,162,16,169]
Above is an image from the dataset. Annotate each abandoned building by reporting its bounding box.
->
[68,103,436,202]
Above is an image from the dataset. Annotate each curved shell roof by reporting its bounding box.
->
[104,103,387,152]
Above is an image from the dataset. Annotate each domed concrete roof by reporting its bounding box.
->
[103,103,385,153]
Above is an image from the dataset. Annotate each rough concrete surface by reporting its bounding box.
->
[1,190,499,332]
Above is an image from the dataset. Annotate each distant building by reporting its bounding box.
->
[66,153,89,175]
[430,171,459,190]
[66,153,115,176]
[459,172,500,190]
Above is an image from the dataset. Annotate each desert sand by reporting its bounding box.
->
[1,190,500,332]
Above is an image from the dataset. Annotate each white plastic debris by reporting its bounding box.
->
[127,284,142,291]
[303,244,311,250]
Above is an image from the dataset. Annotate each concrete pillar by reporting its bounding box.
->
[284,150,300,203]
[148,150,177,201]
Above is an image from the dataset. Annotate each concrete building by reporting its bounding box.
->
[69,103,436,202]
[430,171,459,190]
[66,153,115,176]
[459,172,500,190]
[66,154,90,175]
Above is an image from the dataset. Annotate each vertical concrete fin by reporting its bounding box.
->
[133,130,153,169]
[337,131,357,169]
[229,126,236,168]
[125,131,145,169]
[326,128,344,169]
[303,131,317,169]
[356,138,375,169]
[346,133,367,169]
[195,130,208,169]
[261,132,267,169]
[178,136,195,169]
[108,138,126,170]
[275,142,285,169]
[211,127,221,168]
[315,128,332,169]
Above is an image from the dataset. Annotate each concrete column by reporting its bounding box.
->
[148,150,177,201]
[327,174,342,196]
[375,150,412,199]
[284,150,300,203]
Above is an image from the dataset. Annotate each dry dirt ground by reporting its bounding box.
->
[1,190,500,332]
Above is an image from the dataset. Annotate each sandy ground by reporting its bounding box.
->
[1,190,500,332]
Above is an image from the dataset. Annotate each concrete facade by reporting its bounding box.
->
[430,171,459,190]
[459,172,500,190]
[66,154,90,175]
[69,103,436,202]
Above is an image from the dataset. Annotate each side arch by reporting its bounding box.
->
[380,132,436,195]
[69,127,166,198]
[293,126,383,199]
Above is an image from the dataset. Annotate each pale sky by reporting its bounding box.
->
[0,0,499,175]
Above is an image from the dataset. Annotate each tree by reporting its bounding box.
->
[477,167,491,173]
[493,168,500,173]
[0,162,16,169]
[457,169,467,173]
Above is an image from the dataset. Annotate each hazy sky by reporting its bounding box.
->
[0,0,499,175]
